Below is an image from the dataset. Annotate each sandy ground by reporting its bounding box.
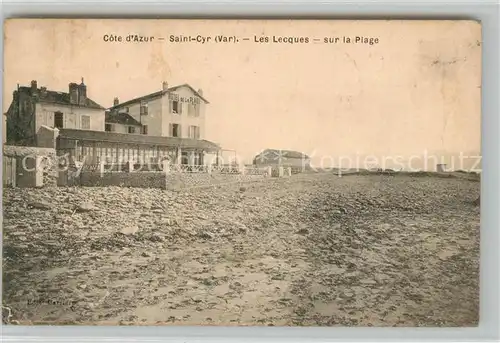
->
[2,172,480,326]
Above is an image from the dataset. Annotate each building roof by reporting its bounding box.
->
[109,84,209,110]
[254,149,311,162]
[105,111,142,126]
[57,128,221,152]
[16,86,105,110]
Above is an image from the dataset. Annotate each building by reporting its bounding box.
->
[253,149,311,169]
[3,113,7,144]
[105,110,143,134]
[109,82,208,140]
[5,79,220,169]
[5,79,106,146]
[55,128,220,168]
[58,81,219,167]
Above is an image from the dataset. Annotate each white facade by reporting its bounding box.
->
[35,102,105,132]
[112,85,207,140]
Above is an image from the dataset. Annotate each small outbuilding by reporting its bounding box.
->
[253,149,311,169]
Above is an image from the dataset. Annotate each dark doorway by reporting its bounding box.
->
[181,152,189,165]
[172,124,180,137]
[54,112,64,128]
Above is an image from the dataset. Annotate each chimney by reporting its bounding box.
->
[113,97,119,106]
[31,80,38,93]
[162,81,169,91]
[78,77,87,106]
[69,83,79,104]
[197,88,203,96]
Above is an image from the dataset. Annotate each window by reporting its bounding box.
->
[181,152,189,165]
[188,125,200,139]
[138,148,145,162]
[105,123,114,132]
[111,148,117,163]
[81,115,90,130]
[131,147,138,162]
[54,112,64,129]
[188,103,200,117]
[171,100,182,114]
[67,113,77,129]
[96,147,103,161]
[128,126,136,134]
[117,148,123,163]
[140,101,148,115]
[170,123,181,137]
[142,125,148,135]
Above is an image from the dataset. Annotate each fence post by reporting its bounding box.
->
[287,167,292,177]
[99,161,105,177]
[278,166,284,178]
[207,164,212,174]
[267,166,272,177]
[239,165,246,175]
[163,160,170,190]
[35,156,44,187]
[163,160,170,174]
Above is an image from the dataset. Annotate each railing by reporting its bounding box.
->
[212,165,240,174]
[171,164,209,173]
[77,162,297,177]
[80,163,103,172]
[290,166,305,175]
[129,163,163,172]
[244,166,270,175]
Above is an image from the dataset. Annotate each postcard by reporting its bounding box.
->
[2,19,481,326]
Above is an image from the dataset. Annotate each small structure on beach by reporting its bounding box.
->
[253,149,311,169]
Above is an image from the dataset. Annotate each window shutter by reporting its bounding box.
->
[178,125,182,138]
[169,123,173,136]
[178,102,183,115]
[169,100,173,113]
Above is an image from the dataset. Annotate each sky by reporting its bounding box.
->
[3,19,481,168]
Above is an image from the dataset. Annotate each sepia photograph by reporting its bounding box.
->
[2,19,481,327]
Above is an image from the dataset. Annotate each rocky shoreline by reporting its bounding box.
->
[2,173,480,326]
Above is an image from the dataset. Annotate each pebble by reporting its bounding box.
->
[27,201,52,210]
[121,225,139,235]
[75,202,97,213]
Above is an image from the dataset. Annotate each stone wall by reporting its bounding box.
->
[76,171,268,190]
[3,145,55,158]
[79,172,166,189]
[165,172,266,191]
